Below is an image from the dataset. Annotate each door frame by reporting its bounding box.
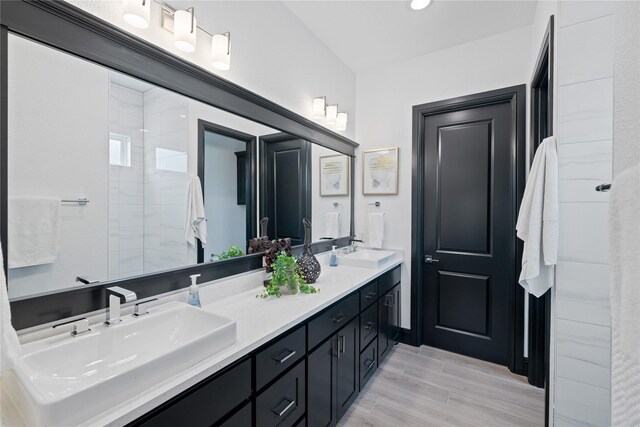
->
[410,85,527,374]
[197,119,258,263]
[530,15,555,424]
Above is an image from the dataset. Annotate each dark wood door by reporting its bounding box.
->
[377,285,400,365]
[307,337,336,427]
[390,285,401,343]
[336,317,359,421]
[422,101,515,365]
[261,134,311,246]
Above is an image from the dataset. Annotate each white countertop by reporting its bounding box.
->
[1,251,403,427]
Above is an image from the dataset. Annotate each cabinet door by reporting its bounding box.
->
[390,285,401,343]
[377,293,391,364]
[336,316,359,421]
[307,337,337,427]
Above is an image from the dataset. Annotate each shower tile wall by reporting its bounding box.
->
[555,2,614,425]
[108,83,144,279]
[143,87,190,272]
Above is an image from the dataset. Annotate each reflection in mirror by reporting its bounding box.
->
[6,33,352,301]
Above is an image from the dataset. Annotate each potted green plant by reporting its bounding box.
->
[258,251,318,298]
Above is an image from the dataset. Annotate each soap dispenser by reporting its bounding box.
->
[329,246,338,267]
[187,274,202,308]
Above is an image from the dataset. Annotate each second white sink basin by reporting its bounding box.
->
[8,301,236,427]
[338,249,395,268]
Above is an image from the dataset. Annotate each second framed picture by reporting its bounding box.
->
[362,147,399,195]
[319,154,350,196]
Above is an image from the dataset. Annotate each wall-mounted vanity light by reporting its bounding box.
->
[173,7,197,52]
[123,1,233,70]
[211,32,231,71]
[312,96,326,120]
[336,112,348,131]
[325,104,338,125]
[122,0,150,29]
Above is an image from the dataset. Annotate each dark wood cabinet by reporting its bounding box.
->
[307,316,359,427]
[256,361,306,427]
[133,265,402,427]
[378,284,401,365]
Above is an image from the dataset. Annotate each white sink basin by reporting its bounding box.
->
[338,249,395,268]
[7,301,236,427]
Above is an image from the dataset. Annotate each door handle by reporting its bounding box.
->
[364,321,375,330]
[424,255,440,264]
[336,335,342,358]
[365,292,377,300]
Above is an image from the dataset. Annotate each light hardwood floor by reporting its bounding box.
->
[339,344,545,427]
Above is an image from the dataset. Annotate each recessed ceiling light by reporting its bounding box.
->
[410,0,432,11]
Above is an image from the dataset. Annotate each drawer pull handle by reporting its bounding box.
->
[272,349,297,364]
[364,321,375,331]
[365,292,377,300]
[365,357,376,369]
[272,398,295,417]
[333,313,345,323]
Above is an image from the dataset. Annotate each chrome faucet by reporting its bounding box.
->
[53,317,91,337]
[348,238,364,253]
[105,286,137,326]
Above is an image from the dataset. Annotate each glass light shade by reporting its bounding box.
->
[326,104,338,124]
[211,33,231,70]
[410,0,432,10]
[174,10,197,53]
[336,112,348,131]
[312,97,326,119]
[122,0,150,29]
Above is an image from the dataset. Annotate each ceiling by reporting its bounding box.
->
[282,0,537,73]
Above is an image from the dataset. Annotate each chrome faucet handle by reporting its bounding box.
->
[106,286,137,303]
[53,317,91,337]
[133,298,159,317]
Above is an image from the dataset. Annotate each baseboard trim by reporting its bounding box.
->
[400,328,417,346]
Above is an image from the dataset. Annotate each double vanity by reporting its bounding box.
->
[2,251,403,427]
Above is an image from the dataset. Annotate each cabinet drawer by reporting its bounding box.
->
[379,266,401,295]
[359,339,377,390]
[359,303,377,350]
[256,325,306,390]
[359,280,378,311]
[308,293,359,350]
[256,361,306,427]
[218,402,251,427]
[135,359,251,427]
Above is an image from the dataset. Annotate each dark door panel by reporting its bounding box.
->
[336,317,359,421]
[307,338,336,427]
[261,135,311,246]
[423,101,514,365]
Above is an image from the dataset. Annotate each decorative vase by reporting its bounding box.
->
[297,218,321,284]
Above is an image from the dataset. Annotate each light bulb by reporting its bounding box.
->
[326,104,338,124]
[410,0,432,10]
[336,112,348,131]
[174,9,197,53]
[312,97,326,119]
[122,0,150,29]
[211,33,231,70]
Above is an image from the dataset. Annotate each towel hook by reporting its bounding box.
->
[595,183,611,192]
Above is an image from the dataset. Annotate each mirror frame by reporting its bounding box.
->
[0,0,358,330]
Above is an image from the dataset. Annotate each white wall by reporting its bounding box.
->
[554,1,614,425]
[355,26,532,328]
[613,0,640,176]
[65,0,356,139]
[203,133,247,257]
[7,35,109,298]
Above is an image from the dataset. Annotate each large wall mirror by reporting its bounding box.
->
[2,1,356,328]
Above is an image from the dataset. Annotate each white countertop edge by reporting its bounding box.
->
[75,255,404,427]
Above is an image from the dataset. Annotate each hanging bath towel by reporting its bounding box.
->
[516,136,558,297]
[185,176,207,246]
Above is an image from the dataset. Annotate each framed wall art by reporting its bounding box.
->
[362,148,398,195]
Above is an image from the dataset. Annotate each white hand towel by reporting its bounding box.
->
[184,176,207,246]
[1,244,21,372]
[516,136,558,297]
[368,213,385,249]
[609,164,640,427]
[8,197,61,269]
[325,212,341,238]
